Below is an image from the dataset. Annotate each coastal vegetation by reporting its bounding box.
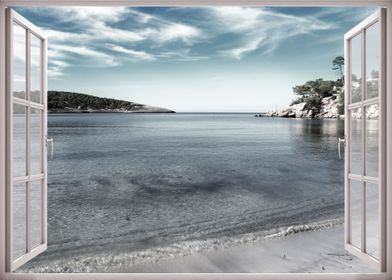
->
[47,91,175,113]
[290,56,345,115]
[258,56,345,119]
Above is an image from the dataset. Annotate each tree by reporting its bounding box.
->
[293,84,313,97]
[293,79,335,98]
[332,56,344,80]
[304,95,322,113]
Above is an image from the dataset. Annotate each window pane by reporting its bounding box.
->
[350,180,362,249]
[365,104,379,177]
[351,34,362,103]
[30,34,42,104]
[30,180,43,249]
[13,104,26,177]
[13,182,26,259]
[366,182,379,259]
[350,108,362,175]
[30,108,42,175]
[13,23,26,100]
[366,22,380,99]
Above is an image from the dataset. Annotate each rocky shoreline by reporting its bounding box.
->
[256,95,379,120]
[256,96,343,119]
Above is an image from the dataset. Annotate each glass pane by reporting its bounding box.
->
[13,104,26,177]
[31,108,42,175]
[350,180,362,249]
[365,104,379,177]
[350,108,362,175]
[13,182,26,259]
[30,34,42,103]
[366,22,380,99]
[351,34,362,103]
[366,182,379,259]
[30,180,43,249]
[13,23,26,100]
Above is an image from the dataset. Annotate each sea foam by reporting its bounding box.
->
[18,218,343,273]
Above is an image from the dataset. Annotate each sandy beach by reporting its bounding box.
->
[113,225,376,273]
[19,221,378,273]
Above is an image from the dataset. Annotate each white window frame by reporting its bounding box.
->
[6,8,48,273]
[344,9,386,270]
[0,0,391,280]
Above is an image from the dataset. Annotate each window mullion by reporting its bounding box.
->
[25,29,31,254]
[361,28,366,253]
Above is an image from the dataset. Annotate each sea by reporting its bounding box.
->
[20,113,346,272]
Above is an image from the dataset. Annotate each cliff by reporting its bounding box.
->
[256,92,379,120]
[258,95,343,119]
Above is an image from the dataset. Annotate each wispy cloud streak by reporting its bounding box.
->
[17,6,373,78]
[207,7,335,59]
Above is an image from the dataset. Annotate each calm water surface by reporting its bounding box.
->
[24,113,345,269]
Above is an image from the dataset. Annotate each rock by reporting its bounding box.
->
[287,111,296,118]
[256,92,349,119]
[305,109,313,118]
[293,102,306,118]
[278,109,290,117]
[319,96,340,118]
[277,109,296,118]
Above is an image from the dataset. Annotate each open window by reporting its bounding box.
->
[0,4,389,275]
[344,9,386,271]
[5,9,48,271]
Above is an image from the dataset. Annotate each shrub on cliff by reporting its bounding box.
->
[304,95,322,112]
[293,78,338,99]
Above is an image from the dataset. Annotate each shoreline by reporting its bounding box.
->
[16,218,375,273]
[254,112,345,119]
[48,110,176,114]
[113,224,376,273]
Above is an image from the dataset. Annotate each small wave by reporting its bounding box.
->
[18,218,343,273]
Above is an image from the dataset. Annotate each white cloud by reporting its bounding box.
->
[51,44,112,60]
[22,6,205,77]
[48,48,67,60]
[40,7,201,45]
[97,27,145,43]
[158,49,208,62]
[19,6,341,77]
[154,23,202,43]
[226,37,265,59]
[208,7,335,59]
[48,7,129,24]
[50,60,69,68]
[42,19,144,44]
[43,29,90,42]
[209,7,264,32]
[46,44,117,77]
[48,59,70,78]
[48,66,65,78]
[110,45,156,61]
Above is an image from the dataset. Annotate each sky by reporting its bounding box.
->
[15,6,378,112]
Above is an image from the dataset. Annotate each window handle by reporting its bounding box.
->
[338,138,345,160]
[46,137,54,160]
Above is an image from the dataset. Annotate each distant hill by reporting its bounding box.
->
[47,91,175,113]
